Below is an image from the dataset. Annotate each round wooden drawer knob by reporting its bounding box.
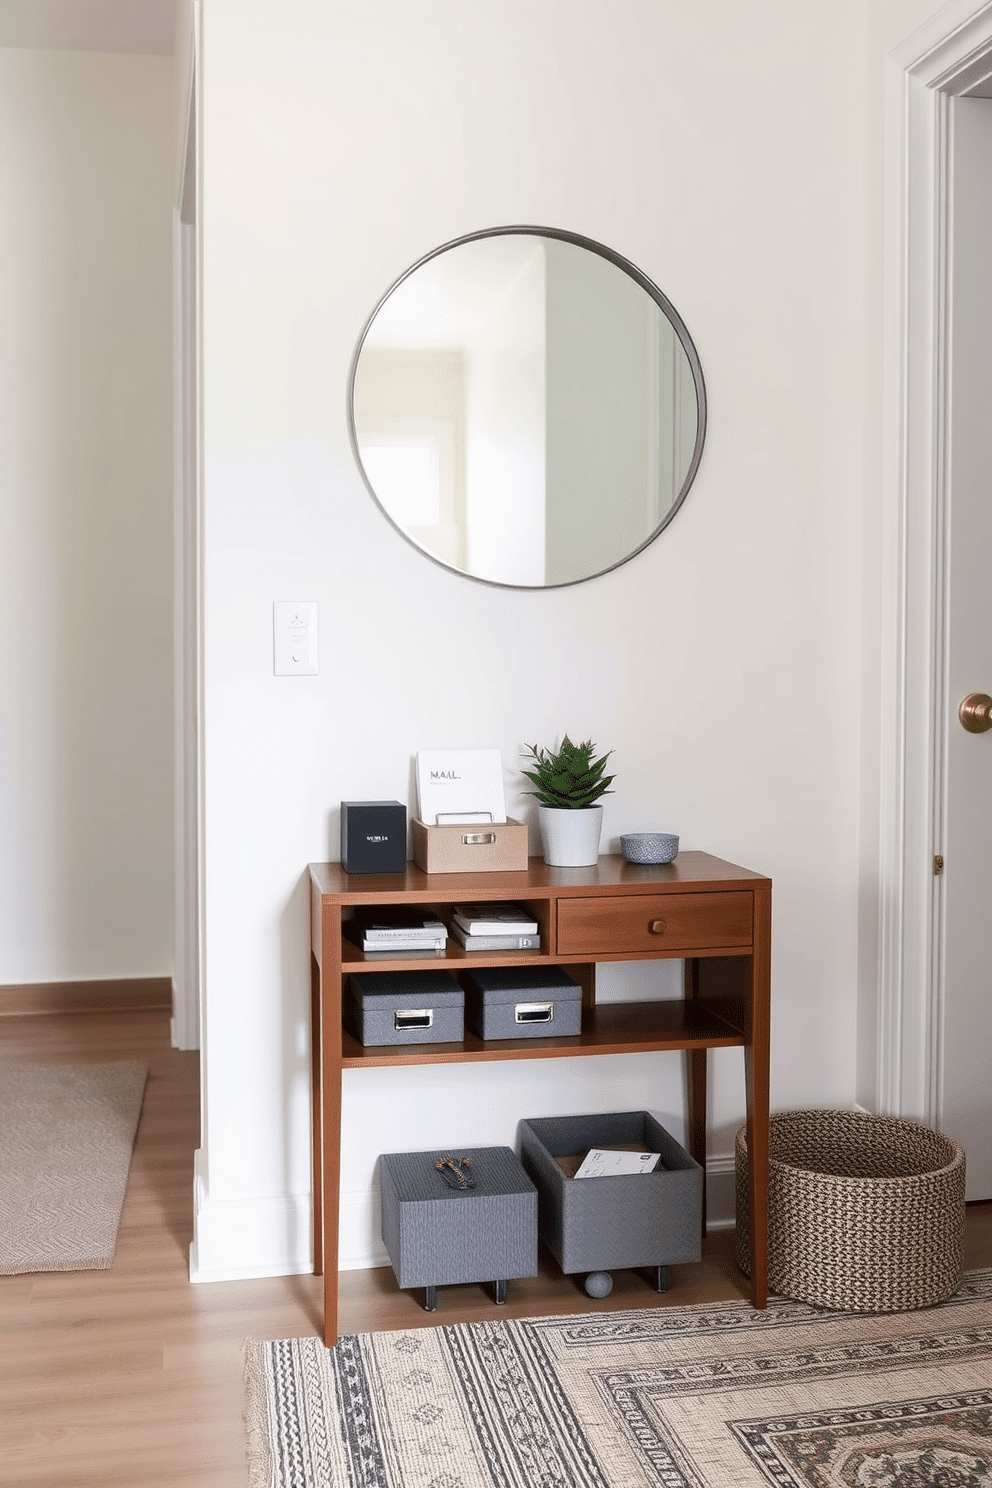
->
[649,919,667,935]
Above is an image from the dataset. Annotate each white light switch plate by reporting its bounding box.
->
[273,600,318,675]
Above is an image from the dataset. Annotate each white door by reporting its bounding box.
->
[939,95,992,1199]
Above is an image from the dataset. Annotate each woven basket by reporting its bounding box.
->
[735,1109,965,1312]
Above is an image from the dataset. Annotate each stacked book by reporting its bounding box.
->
[346,909,447,954]
[449,903,540,952]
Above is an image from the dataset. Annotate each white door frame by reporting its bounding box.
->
[172,8,203,1052]
[878,0,992,1122]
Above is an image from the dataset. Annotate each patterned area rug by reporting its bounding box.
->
[244,1269,992,1488]
[0,1061,148,1273]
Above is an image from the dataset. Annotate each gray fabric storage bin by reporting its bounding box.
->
[519,1110,703,1275]
[464,966,582,1040]
[348,971,464,1046]
[380,1145,538,1291]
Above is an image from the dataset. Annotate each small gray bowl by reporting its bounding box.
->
[620,832,679,865]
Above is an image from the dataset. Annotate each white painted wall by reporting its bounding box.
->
[0,48,174,984]
[192,0,946,1279]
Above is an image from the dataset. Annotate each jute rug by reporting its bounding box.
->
[0,1060,147,1273]
[244,1269,992,1488]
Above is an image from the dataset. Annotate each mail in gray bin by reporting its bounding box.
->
[519,1110,703,1278]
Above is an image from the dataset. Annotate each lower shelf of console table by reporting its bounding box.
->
[309,849,772,1346]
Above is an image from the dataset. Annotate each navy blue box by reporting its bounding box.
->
[341,800,406,874]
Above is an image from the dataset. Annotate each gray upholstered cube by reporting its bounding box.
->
[519,1110,703,1277]
[379,1145,537,1307]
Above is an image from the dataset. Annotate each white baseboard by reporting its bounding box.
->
[188,1150,314,1283]
[705,1151,737,1231]
[339,1188,388,1271]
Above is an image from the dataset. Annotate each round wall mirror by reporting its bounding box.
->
[349,226,706,589]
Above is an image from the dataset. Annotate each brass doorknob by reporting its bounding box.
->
[959,692,992,734]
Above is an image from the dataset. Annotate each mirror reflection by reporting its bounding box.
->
[350,228,706,588]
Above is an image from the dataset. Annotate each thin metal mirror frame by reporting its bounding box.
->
[347,225,708,590]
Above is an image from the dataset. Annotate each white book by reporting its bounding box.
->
[452,903,538,935]
[345,915,447,952]
[361,938,447,954]
[573,1149,662,1179]
[450,926,541,951]
[362,922,446,941]
[416,748,507,826]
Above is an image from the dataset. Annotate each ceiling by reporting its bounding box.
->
[0,0,176,56]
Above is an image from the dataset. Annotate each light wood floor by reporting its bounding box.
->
[2,1009,990,1487]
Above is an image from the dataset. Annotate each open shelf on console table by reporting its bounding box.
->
[309,850,772,1346]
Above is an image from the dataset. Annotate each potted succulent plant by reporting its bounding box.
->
[521,736,615,866]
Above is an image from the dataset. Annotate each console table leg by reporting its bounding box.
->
[746,881,772,1310]
[311,956,324,1277]
[687,1048,708,1237]
[684,960,708,1236]
[745,1047,769,1310]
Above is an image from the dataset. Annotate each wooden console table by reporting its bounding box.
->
[309,850,771,1346]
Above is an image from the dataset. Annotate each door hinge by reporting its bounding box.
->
[933,854,945,876]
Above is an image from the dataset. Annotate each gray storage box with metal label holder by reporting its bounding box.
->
[380,1144,538,1310]
[464,966,582,1040]
[347,971,464,1046]
[519,1110,703,1277]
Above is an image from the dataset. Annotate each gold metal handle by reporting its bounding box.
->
[959,692,992,734]
[649,919,667,935]
[462,832,497,845]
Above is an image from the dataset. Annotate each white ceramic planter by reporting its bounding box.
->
[538,805,603,867]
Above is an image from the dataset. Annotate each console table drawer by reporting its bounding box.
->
[557,891,753,955]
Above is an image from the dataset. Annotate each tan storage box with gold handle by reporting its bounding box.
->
[411,817,529,873]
